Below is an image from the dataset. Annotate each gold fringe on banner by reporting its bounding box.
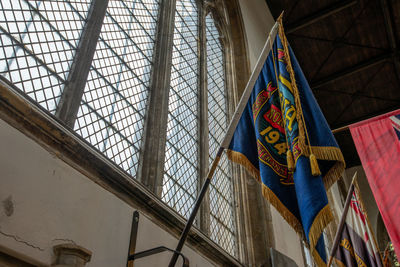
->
[313,249,328,267]
[308,205,333,266]
[262,184,304,237]
[306,146,346,190]
[323,161,345,190]
[227,149,305,238]
[226,150,261,182]
[228,146,338,267]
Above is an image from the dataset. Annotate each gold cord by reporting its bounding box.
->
[270,31,295,171]
[277,18,321,176]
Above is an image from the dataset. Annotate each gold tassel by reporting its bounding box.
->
[287,150,295,171]
[310,153,321,176]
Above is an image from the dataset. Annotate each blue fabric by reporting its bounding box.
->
[393,115,400,140]
[228,34,340,264]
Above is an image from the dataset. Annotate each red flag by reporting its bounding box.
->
[350,109,400,258]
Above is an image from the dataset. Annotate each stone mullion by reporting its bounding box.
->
[55,0,109,128]
[137,0,177,194]
[198,3,211,234]
[218,15,243,260]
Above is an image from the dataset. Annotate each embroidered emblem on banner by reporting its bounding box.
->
[278,49,286,63]
[253,81,294,185]
[252,82,277,122]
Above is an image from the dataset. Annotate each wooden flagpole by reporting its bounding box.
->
[168,21,279,267]
[331,108,400,134]
[327,172,357,267]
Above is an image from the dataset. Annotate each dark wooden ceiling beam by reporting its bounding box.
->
[330,66,385,126]
[289,33,388,52]
[380,0,400,85]
[286,0,357,34]
[331,105,400,131]
[312,87,400,103]
[311,53,391,89]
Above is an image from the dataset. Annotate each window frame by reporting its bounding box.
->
[161,0,201,221]
[202,6,239,257]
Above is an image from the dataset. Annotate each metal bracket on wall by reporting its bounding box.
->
[126,211,190,267]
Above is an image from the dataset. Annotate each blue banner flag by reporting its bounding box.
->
[227,22,345,266]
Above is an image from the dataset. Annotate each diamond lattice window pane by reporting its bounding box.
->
[206,14,237,257]
[74,0,160,178]
[162,0,199,220]
[0,0,90,113]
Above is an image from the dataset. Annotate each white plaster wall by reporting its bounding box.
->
[329,182,345,220]
[270,207,304,267]
[0,118,215,266]
[135,214,213,267]
[238,0,275,69]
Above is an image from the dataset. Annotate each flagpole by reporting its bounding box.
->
[327,173,357,267]
[331,108,400,134]
[353,175,384,264]
[168,21,279,267]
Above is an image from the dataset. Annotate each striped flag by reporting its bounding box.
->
[334,178,382,267]
[389,115,400,139]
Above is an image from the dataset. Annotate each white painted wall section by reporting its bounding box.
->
[0,118,215,267]
[238,0,275,69]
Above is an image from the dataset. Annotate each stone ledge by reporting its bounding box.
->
[0,78,242,267]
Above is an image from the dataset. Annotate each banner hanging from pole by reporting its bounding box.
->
[332,175,383,267]
[225,17,345,267]
[350,109,400,259]
[169,18,282,267]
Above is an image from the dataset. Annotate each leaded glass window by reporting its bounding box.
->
[206,13,237,257]
[0,0,90,113]
[74,0,160,177]
[162,0,199,220]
